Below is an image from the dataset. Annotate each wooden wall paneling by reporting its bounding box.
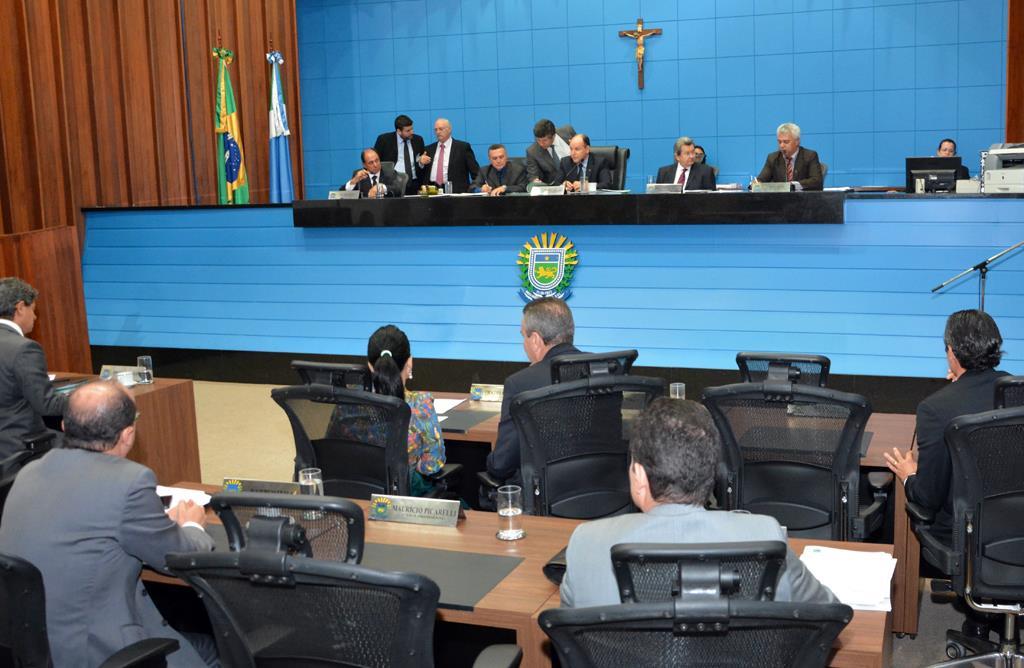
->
[1009,0,1024,142]
[0,1,43,233]
[83,0,132,206]
[146,0,194,206]
[57,0,101,211]
[182,0,218,204]
[0,228,91,373]
[115,1,161,206]
[236,0,271,203]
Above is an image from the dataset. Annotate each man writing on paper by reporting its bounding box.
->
[560,397,837,607]
[472,144,528,196]
[555,134,612,192]
[0,381,218,667]
[656,136,717,190]
[755,122,824,191]
[0,277,67,457]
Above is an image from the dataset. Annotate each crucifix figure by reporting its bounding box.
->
[619,18,661,89]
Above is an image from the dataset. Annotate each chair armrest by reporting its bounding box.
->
[906,500,936,525]
[430,463,463,482]
[473,644,523,668]
[22,430,57,452]
[866,471,893,490]
[98,638,180,668]
[477,471,502,489]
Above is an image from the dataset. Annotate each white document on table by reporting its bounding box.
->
[800,545,897,611]
[156,485,212,508]
[433,398,466,414]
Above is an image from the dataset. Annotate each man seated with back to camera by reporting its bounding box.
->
[483,297,581,501]
[560,397,837,607]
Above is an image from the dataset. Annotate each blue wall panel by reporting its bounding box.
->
[82,198,1023,379]
[297,0,1008,196]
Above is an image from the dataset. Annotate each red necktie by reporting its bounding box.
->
[786,156,794,182]
[677,168,687,185]
[435,143,445,184]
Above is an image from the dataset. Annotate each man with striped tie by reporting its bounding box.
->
[755,122,824,191]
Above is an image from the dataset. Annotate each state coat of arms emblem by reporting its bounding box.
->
[517,232,579,301]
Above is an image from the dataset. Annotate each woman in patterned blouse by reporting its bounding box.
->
[367,325,446,496]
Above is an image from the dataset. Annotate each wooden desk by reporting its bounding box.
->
[55,375,201,484]
[438,396,920,637]
[170,483,891,668]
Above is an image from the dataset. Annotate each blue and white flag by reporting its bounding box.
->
[267,50,294,203]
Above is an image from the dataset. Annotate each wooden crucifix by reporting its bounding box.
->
[619,18,661,89]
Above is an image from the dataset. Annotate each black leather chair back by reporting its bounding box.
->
[211,491,365,563]
[511,374,665,518]
[994,375,1024,408]
[539,599,852,668]
[167,546,440,668]
[0,552,51,666]
[550,350,638,383]
[291,360,372,391]
[611,541,787,603]
[271,383,411,499]
[736,352,831,387]
[702,382,872,540]
[588,145,630,190]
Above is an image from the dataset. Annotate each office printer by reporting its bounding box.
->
[983,143,1024,193]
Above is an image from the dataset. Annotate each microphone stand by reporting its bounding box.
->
[931,241,1024,311]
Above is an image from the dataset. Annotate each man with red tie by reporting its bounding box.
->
[755,122,824,191]
[655,136,716,190]
[419,118,479,194]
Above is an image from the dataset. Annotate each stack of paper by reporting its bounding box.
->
[800,545,898,611]
[433,398,466,414]
[156,485,212,509]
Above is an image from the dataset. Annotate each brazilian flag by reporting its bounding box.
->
[213,47,249,205]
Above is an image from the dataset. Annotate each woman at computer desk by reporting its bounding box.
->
[329,325,446,496]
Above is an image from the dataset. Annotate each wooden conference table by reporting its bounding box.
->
[435,393,921,638]
[165,483,892,668]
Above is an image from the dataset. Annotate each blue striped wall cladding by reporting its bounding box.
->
[296,0,1008,197]
[82,197,1023,379]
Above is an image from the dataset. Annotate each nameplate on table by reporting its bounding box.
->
[645,183,682,194]
[469,383,503,402]
[222,478,301,494]
[529,185,564,197]
[751,181,791,193]
[369,494,463,527]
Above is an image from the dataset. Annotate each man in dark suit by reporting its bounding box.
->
[937,138,971,180]
[0,277,67,458]
[755,122,824,191]
[526,119,561,185]
[372,114,425,195]
[655,136,717,190]
[341,148,399,198]
[471,144,528,195]
[419,117,479,193]
[0,381,217,667]
[555,134,613,191]
[485,297,581,486]
[884,310,1009,542]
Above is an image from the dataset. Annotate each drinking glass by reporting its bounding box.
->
[136,356,154,384]
[298,467,324,495]
[669,382,686,399]
[496,485,525,540]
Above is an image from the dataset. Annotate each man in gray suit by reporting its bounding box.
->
[560,397,836,608]
[0,277,67,458]
[525,119,562,185]
[471,144,528,195]
[0,381,217,667]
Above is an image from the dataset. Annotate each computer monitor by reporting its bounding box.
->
[905,156,962,193]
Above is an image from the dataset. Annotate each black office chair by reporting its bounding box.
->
[994,375,1024,408]
[0,551,179,667]
[539,599,853,668]
[291,359,372,391]
[736,352,831,387]
[588,145,631,190]
[702,381,886,541]
[550,349,638,383]
[167,516,522,668]
[272,383,460,499]
[906,406,1024,664]
[378,161,409,197]
[211,491,365,562]
[611,541,788,603]
[510,374,665,518]
[508,156,527,172]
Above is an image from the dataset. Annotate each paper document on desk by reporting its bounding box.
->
[433,398,466,414]
[156,485,212,508]
[800,545,897,611]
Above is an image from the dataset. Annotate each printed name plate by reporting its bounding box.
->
[222,478,302,494]
[369,494,463,527]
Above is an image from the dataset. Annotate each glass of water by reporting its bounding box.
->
[496,484,525,540]
[298,467,324,495]
[136,356,154,384]
[669,382,686,399]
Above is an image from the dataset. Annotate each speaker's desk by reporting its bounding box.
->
[167,483,891,668]
[436,394,919,637]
